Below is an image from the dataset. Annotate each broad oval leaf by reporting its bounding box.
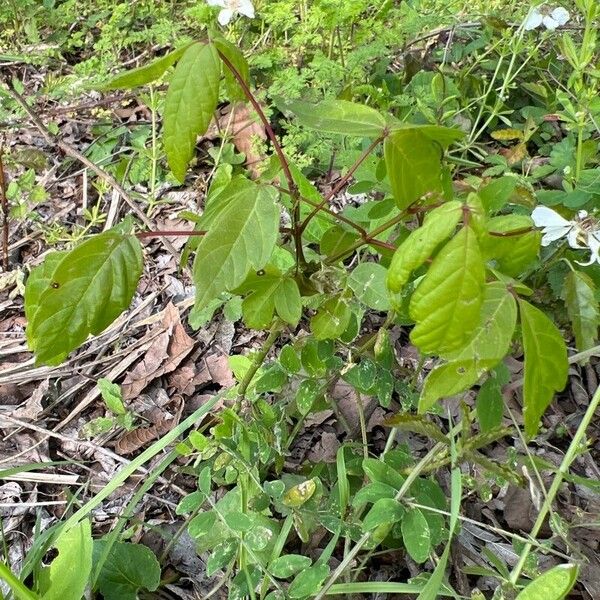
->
[27,230,143,366]
[387,200,462,292]
[515,564,579,600]
[419,282,517,412]
[362,498,405,531]
[288,563,330,599]
[384,129,443,209]
[401,507,431,564]
[387,122,465,148]
[348,263,391,310]
[42,521,92,600]
[93,541,160,600]
[163,42,221,182]
[103,43,192,89]
[193,184,280,308]
[283,99,387,137]
[311,296,352,340]
[519,299,568,438]
[212,35,250,102]
[562,270,599,352]
[270,554,312,579]
[410,225,486,355]
[189,510,217,538]
[283,479,317,508]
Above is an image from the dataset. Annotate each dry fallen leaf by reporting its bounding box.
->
[11,380,49,421]
[169,353,234,396]
[122,303,195,399]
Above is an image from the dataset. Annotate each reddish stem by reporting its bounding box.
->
[0,143,8,271]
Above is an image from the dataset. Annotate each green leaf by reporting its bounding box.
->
[352,482,397,507]
[189,511,217,538]
[103,44,192,89]
[410,226,486,355]
[24,251,67,343]
[211,34,249,102]
[270,555,312,579]
[193,184,280,308]
[163,42,220,182]
[41,521,92,600]
[419,282,516,412]
[27,230,143,366]
[362,498,405,531]
[387,123,464,148]
[97,379,126,415]
[348,263,391,310]
[476,370,507,433]
[515,564,579,600]
[283,99,387,137]
[206,539,237,577]
[519,300,568,438]
[279,345,301,374]
[387,201,462,292]
[320,225,360,260]
[384,129,443,209]
[295,379,321,415]
[401,508,431,564]
[93,541,160,600]
[562,270,599,352]
[481,215,540,277]
[362,458,405,490]
[288,563,330,599]
[311,296,352,340]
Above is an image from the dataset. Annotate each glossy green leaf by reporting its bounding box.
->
[362,498,405,531]
[311,296,352,340]
[288,563,330,599]
[562,270,599,352]
[27,230,143,366]
[284,99,387,137]
[387,201,462,292]
[410,226,486,355]
[163,42,220,182]
[41,521,92,600]
[419,282,516,412]
[481,215,540,276]
[348,263,391,310]
[515,564,579,600]
[93,541,160,600]
[519,300,568,438]
[401,508,431,564]
[270,555,312,579]
[193,184,279,308]
[103,44,192,89]
[384,129,443,209]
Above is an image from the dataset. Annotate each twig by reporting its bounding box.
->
[2,79,180,261]
[0,140,8,271]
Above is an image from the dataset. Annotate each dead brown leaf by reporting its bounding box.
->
[11,380,49,421]
[169,353,234,396]
[122,303,195,399]
[115,408,176,455]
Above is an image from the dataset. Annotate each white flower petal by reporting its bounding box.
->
[218,7,234,24]
[543,15,559,30]
[575,235,600,266]
[524,9,543,30]
[567,227,585,249]
[206,0,225,6]
[541,227,572,246]
[551,7,570,26]
[531,206,571,228]
[238,0,255,18]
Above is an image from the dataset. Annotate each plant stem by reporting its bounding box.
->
[0,144,8,272]
[509,383,600,586]
[0,562,38,600]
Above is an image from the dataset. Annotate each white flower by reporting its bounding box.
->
[524,6,570,31]
[531,206,600,265]
[207,0,255,26]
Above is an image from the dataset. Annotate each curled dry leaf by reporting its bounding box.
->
[115,407,177,455]
[122,303,195,399]
[11,380,49,421]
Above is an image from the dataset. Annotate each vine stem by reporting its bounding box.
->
[0,142,8,271]
[509,382,600,586]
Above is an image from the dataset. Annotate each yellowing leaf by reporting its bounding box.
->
[562,270,599,353]
[515,564,579,600]
[387,200,462,293]
[491,128,524,141]
[419,282,517,412]
[384,129,443,209]
[410,226,486,355]
[27,230,143,366]
[163,42,221,182]
[283,479,317,508]
[519,300,568,438]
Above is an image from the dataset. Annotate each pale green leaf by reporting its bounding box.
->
[93,541,160,600]
[387,122,464,148]
[410,226,486,355]
[163,42,220,182]
[362,498,405,531]
[103,44,192,89]
[348,263,391,310]
[310,296,352,340]
[419,282,516,412]
[193,184,280,308]
[288,564,330,599]
[515,564,579,600]
[270,555,312,579]
[562,270,599,352]
[387,201,462,292]
[519,300,568,438]
[27,230,143,366]
[97,378,126,415]
[401,508,431,564]
[384,129,443,209]
[41,521,92,600]
[284,99,387,137]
